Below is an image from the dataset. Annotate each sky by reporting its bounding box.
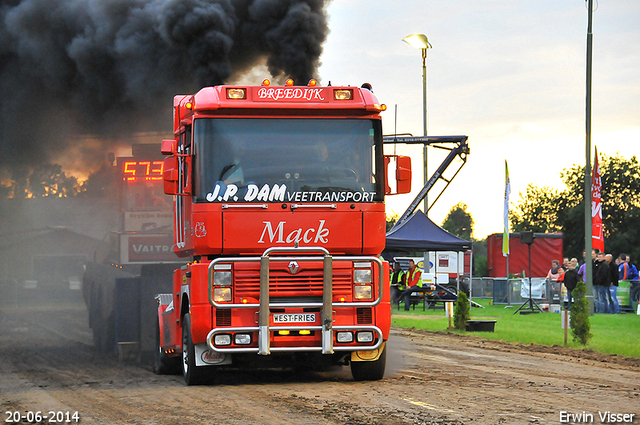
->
[316,0,640,239]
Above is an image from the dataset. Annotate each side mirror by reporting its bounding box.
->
[396,155,412,194]
[161,139,176,155]
[384,155,412,195]
[163,155,192,196]
[163,156,179,195]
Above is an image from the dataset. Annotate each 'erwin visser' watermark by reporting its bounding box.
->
[560,411,636,423]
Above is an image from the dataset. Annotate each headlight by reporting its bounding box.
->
[214,270,232,285]
[354,269,372,284]
[214,287,232,302]
[354,285,372,300]
[234,334,251,345]
[356,331,374,343]
[337,331,354,343]
[214,334,231,346]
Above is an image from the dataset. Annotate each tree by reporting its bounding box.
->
[454,291,470,330]
[511,153,640,261]
[386,212,399,232]
[442,202,474,241]
[27,164,80,198]
[0,164,83,198]
[79,164,119,199]
[570,280,592,346]
[511,184,563,233]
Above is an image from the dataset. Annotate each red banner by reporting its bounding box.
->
[591,148,604,253]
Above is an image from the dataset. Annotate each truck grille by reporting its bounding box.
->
[233,262,352,301]
[356,307,372,324]
[216,308,231,326]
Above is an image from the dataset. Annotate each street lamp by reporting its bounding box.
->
[403,33,432,214]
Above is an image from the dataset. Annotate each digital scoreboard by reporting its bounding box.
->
[121,160,164,181]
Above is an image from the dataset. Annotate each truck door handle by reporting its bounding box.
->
[290,204,337,210]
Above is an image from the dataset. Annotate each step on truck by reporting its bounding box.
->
[155,80,412,384]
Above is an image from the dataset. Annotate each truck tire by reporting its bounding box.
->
[181,313,205,385]
[154,319,179,375]
[350,346,387,381]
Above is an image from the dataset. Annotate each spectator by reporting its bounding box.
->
[618,254,631,279]
[570,257,579,269]
[562,260,579,310]
[555,267,566,302]
[578,250,596,283]
[619,253,640,311]
[605,254,619,314]
[593,252,610,313]
[628,256,640,311]
[562,258,570,271]
[389,262,406,304]
[546,260,561,281]
[397,260,425,311]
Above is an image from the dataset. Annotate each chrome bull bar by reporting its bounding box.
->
[206,325,383,354]
[207,246,384,355]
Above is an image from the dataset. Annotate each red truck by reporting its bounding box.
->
[155,80,412,384]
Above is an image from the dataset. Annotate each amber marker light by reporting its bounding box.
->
[185,101,193,109]
[381,104,387,111]
[262,79,271,87]
[278,330,290,336]
[308,79,317,87]
[285,79,294,87]
[299,330,311,335]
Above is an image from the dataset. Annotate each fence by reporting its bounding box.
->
[472,277,558,305]
[472,277,639,310]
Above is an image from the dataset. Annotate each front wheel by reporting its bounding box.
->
[182,313,205,385]
[350,346,387,381]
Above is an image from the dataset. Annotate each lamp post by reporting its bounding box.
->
[584,0,594,313]
[403,33,432,214]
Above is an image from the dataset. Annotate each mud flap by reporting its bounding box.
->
[351,341,386,362]
[194,342,232,366]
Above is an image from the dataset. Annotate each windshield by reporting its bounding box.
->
[193,118,383,203]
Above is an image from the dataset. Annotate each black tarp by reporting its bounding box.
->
[386,210,471,251]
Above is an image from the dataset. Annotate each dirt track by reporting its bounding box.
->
[1,302,638,425]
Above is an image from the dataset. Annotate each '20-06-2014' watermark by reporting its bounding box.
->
[560,411,636,423]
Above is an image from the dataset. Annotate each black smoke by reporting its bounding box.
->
[0,0,329,175]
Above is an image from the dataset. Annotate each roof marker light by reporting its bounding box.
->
[308,79,317,87]
[285,79,294,87]
[226,88,246,99]
[334,89,353,100]
[262,79,271,87]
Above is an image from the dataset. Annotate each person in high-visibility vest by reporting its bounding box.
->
[390,262,406,304]
[397,260,426,311]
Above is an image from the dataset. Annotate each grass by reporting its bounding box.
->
[391,298,640,358]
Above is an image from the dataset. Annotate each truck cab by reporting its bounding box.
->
[155,81,411,384]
